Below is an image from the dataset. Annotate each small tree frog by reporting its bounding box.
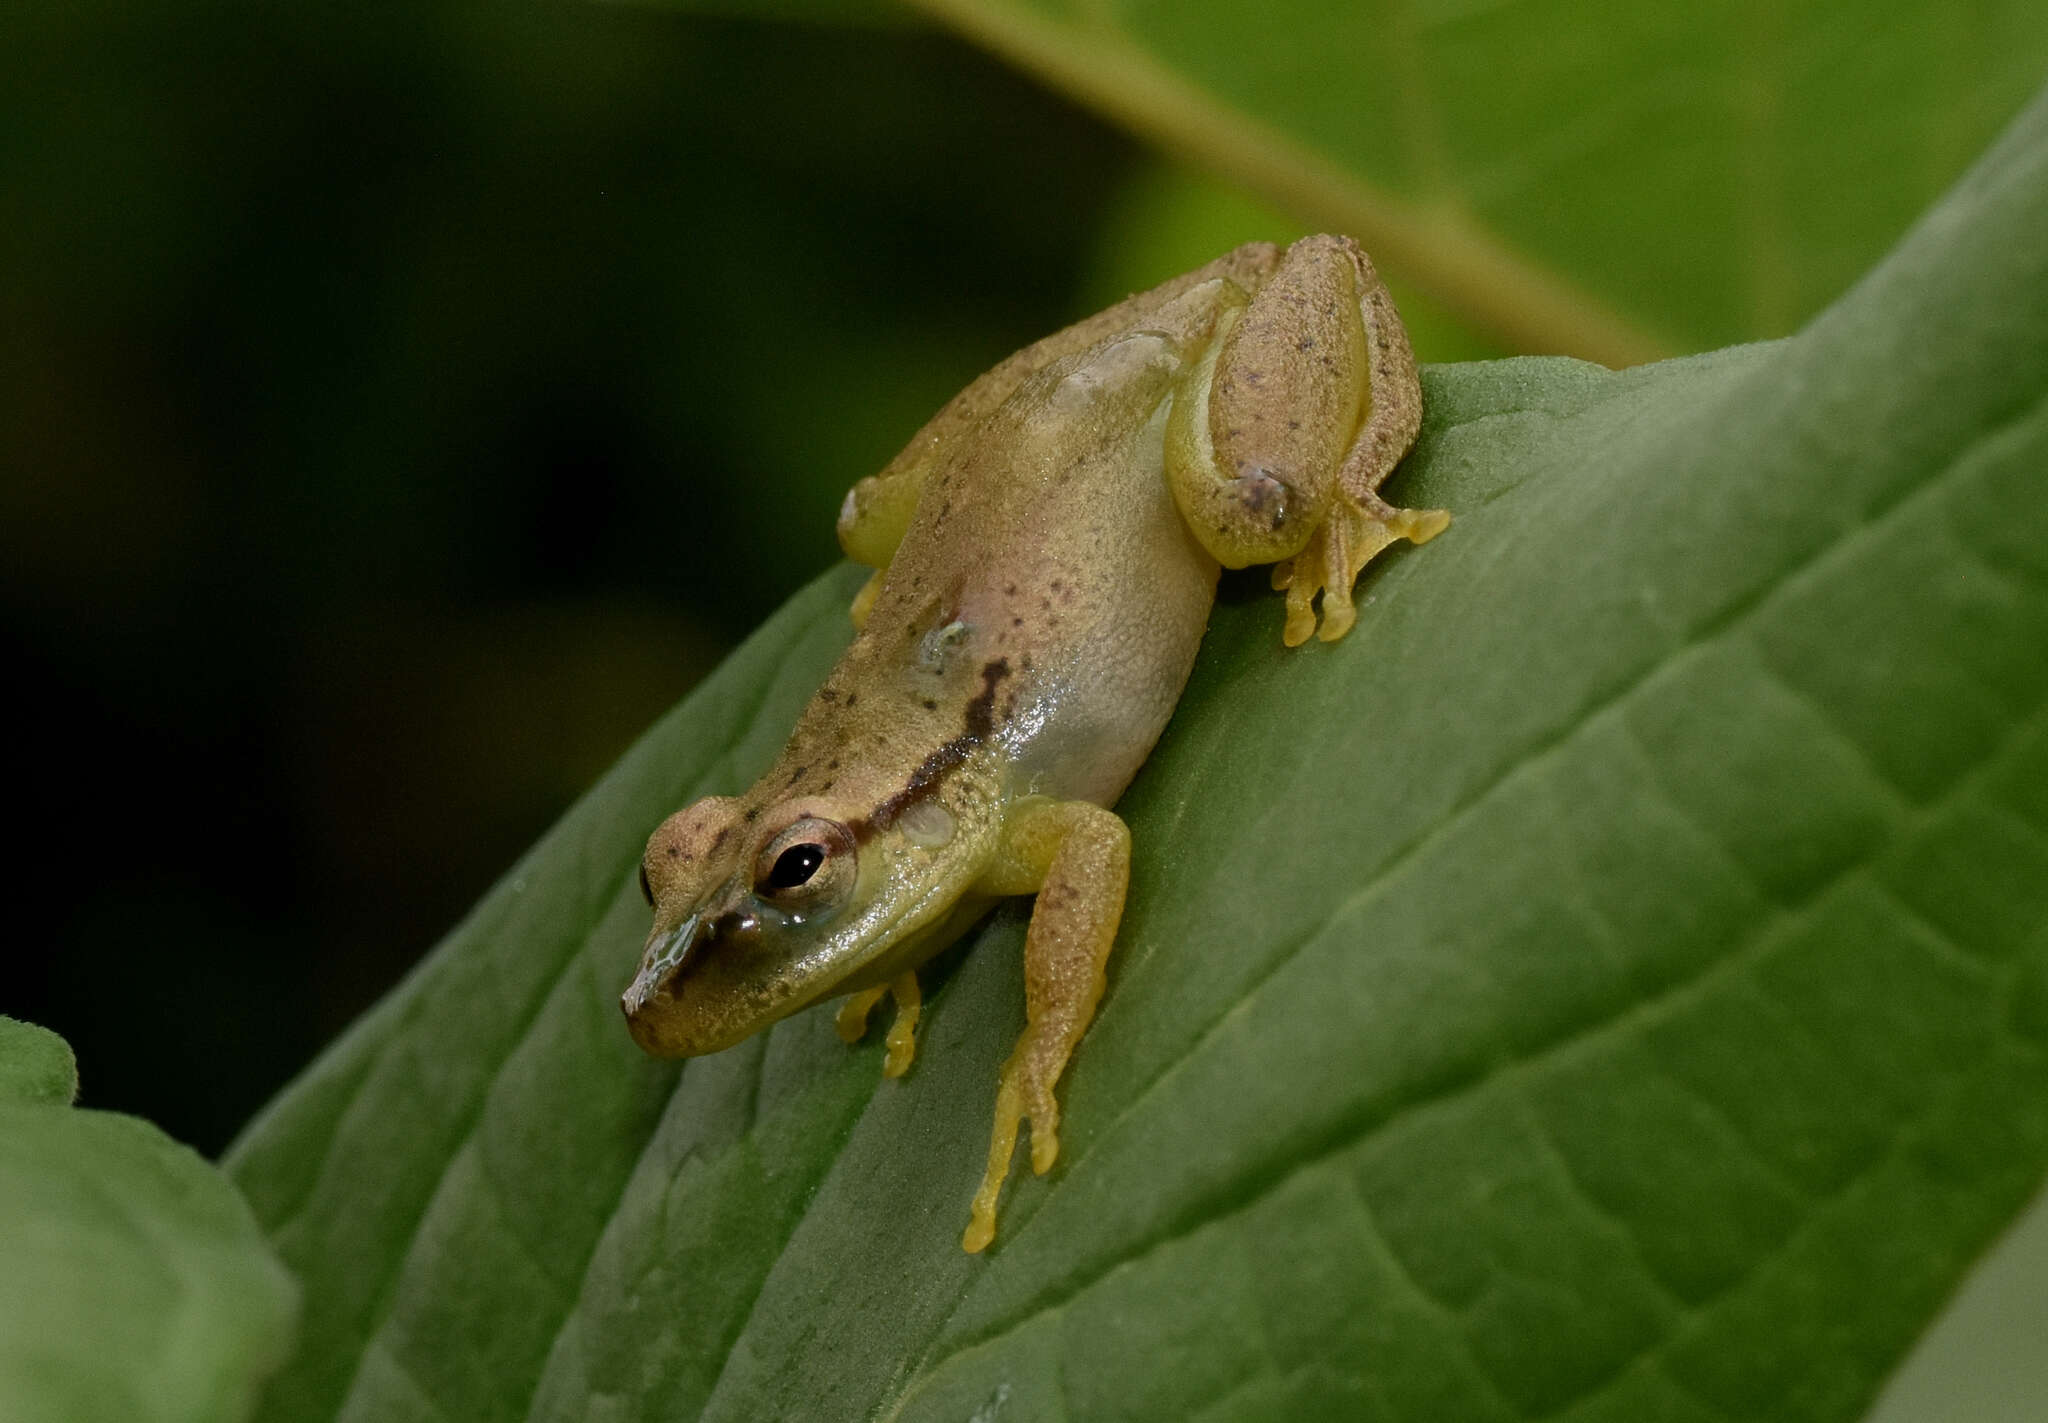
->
[622,237,1447,1252]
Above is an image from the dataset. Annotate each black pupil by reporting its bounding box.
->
[767,843,826,891]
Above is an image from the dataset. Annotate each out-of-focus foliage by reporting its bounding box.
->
[906,0,2048,363]
[651,0,2048,361]
[1,0,1143,1151]
[0,1019,297,1423]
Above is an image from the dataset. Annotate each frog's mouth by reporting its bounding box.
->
[621,902,783,1058]
[621,886,870,1058]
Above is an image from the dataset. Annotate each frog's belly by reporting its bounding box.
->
[981,446,1221,808]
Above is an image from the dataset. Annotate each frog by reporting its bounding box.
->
[622,235,1447,1253]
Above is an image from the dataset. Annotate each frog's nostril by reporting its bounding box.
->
[625,914,711,1014]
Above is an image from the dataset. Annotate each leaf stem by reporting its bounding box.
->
[903,0,1677,367]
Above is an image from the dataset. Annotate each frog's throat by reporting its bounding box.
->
[797,883,998,1012]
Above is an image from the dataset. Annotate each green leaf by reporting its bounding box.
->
[1865,1183,2048,1423]
[0,1014,78,1105]
[0,1024,298,1423]
[228,80,2048,1422]
[903,0,2048,363]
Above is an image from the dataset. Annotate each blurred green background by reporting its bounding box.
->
[2,0,1182,1153]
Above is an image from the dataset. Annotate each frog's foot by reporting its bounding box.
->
[834,985,887,1044]
[963,800,1129,1253]
[834,972,923,1078]
[965,1031,1077,1253]
[1272,492,1448,646]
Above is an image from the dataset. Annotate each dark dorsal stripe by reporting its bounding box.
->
[852,658,1010,841]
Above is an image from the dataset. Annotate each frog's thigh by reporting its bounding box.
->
[962,798,1129,1253]
[1165,238,1373,575]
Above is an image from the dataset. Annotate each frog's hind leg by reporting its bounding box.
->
[962,798,1129,1253]
[1270,239,1446,645]
[1166,234,1446,645]
[1167,234,1376,576]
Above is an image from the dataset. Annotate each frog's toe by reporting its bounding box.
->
[964,1074,1026,1253]
[1028,1103,1061,1175]
[1276,496,1447,646]
[881,971,921,1078]
[835,985,887,1043]
[1271,557,1319,647]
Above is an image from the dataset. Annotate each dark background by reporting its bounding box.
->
[2,0,1154,1154]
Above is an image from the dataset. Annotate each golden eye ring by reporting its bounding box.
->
[752,817,855,903]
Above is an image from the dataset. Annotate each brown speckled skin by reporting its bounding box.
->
[622,236,1441,1247]
[623,322,1216,1056]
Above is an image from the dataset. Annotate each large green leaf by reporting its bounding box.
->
[896,0,2048,364]
[0,1018,298,1423]
[227,81,2048,1422]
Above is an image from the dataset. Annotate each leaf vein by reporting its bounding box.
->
[319,588,855,1423]
[887,385,2045,1410]
[896,693,2046,1414]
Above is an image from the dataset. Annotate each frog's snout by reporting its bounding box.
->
[621,893,775,1057]
[621,912,713,1051]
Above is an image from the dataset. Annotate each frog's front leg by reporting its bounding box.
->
[961,797,1129,1253]
[1166,234,1447,646]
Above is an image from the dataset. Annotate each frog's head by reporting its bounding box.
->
[620,786,984,1057]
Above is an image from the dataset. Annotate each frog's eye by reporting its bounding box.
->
[753,816,856,905]
[766,843,824,890]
